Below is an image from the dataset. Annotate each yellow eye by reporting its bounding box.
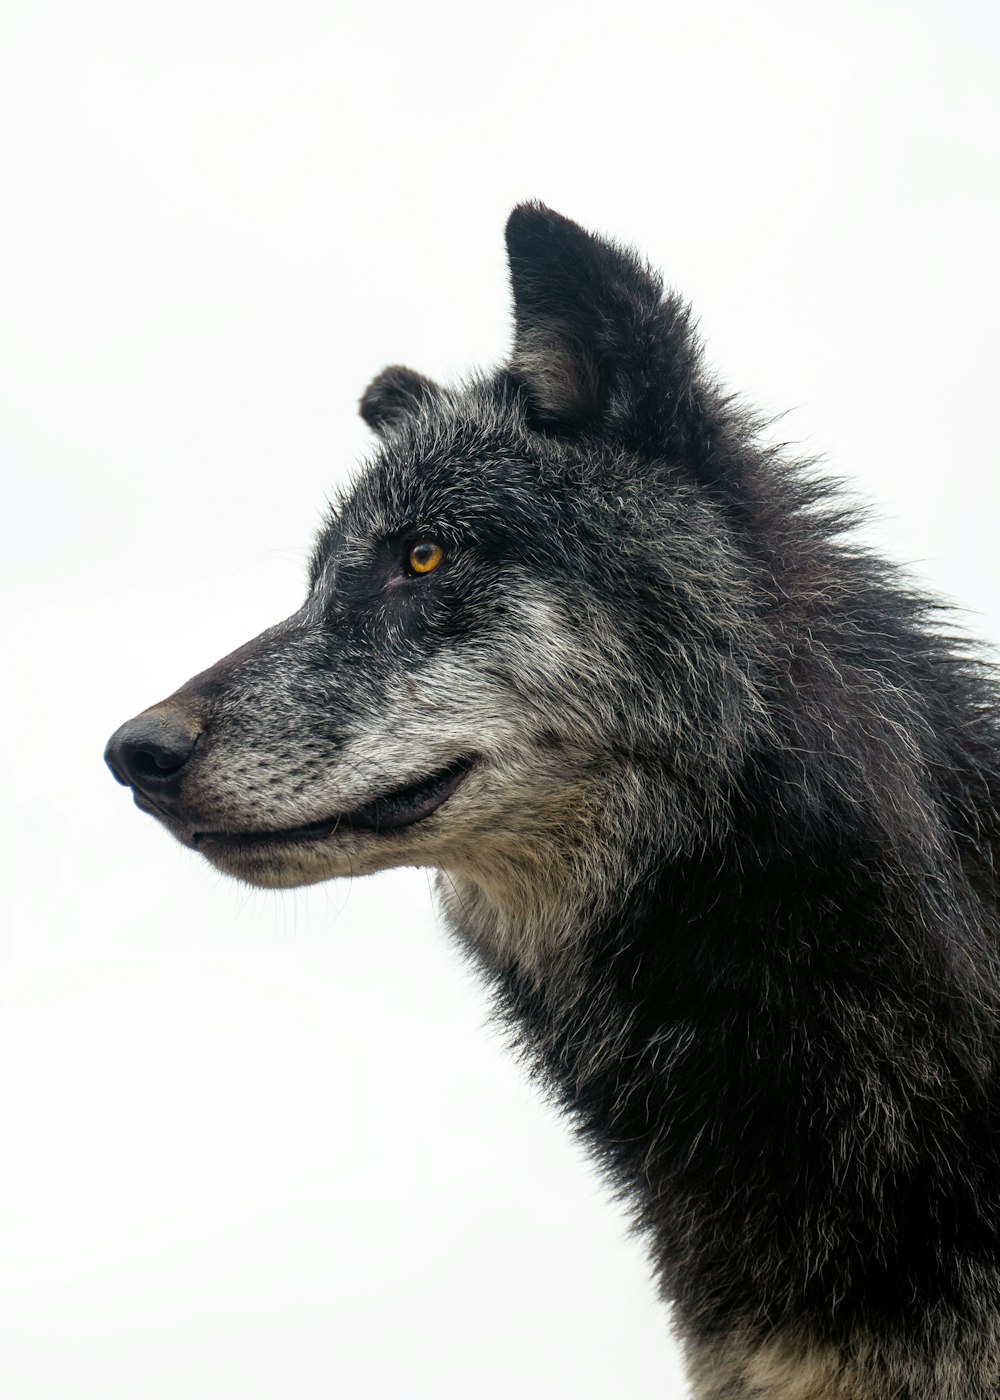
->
[408,540,445,575]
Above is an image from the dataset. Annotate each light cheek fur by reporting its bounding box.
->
[181,576,766,969]
[179,588,674,969]
[170,590,598,865]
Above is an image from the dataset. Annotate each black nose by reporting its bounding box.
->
[105,710,200,793]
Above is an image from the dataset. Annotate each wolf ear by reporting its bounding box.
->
[360,365,441,434]
[505,203,703,448]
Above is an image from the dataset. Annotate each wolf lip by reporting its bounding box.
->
[191,756,475,850]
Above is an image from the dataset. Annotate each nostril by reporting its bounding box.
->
[105,711,201,793]
[128,744,189,783]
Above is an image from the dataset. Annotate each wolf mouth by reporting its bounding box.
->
[190,755,476,851]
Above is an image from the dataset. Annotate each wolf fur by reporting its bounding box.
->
[106,204,1000,1398]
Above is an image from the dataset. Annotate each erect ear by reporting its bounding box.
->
[360,365,441,434]
[505,203,704,449]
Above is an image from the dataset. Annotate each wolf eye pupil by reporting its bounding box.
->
[408,541,444,575]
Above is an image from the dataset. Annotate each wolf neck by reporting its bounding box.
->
[441,817,999,1346]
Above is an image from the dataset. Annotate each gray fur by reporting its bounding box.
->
[106,205,1000,1398]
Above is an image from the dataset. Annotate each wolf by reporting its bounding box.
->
[105,204,1000,1398]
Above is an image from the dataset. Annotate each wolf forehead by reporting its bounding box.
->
[309,384,718,603]
[324,389,541,528]
[309,387,620,585]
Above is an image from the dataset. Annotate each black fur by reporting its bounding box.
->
[107,205,1000,1396]
[495,209,1000,1391]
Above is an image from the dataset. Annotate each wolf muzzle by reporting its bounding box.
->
[104,618,292,808]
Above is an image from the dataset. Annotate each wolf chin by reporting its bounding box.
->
[106,205,1000,1398]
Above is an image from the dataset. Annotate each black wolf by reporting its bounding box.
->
[106,205,1000,1397]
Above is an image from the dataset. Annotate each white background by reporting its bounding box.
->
[2,2,998,1396]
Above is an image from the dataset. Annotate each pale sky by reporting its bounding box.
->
[2,2,998,1396]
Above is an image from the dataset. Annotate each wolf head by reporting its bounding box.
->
[106,205,769,962]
